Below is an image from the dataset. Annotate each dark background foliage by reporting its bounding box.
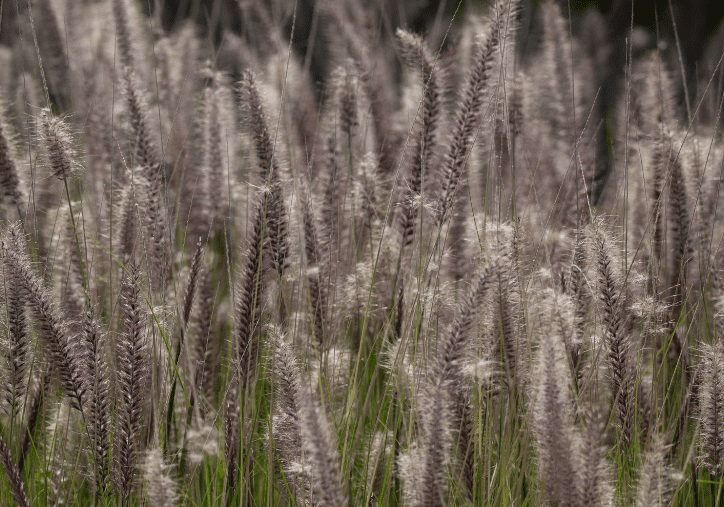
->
[163,0,724,83]
[3,0,723,82]
[0,0,722,205]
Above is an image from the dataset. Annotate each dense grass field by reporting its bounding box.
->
[1,0,724,505]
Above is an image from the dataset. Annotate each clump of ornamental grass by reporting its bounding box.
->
[2,0,724,505]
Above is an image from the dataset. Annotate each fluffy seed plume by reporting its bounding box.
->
[193,263,216,410]
[36,0,69,109]
[667,152,691,310]
[239,70,289,277]
[233,192,267,392]
[0,432,31,507]
[636,436,675,507]
[2,224,28,417]
[183,239,205,328]
[122,67,158,175]
[568,230,587,373]
[302,183,327,347]
[119,65,168,288]
[299,386,347,507]
[436,250,505,383]
[531,330,576,506]
[115,170,145,260]
[202,72,232,231]
[318,122,341,253]
[2,224,86,411]
[397,28,444,249]
[143,448,178,507]
[116,262,150,497]
[38,109,77,181]
[574,411,613,507]
[438,0,519,224]
[84,306,111,492]
[539,0,576,146]
[225,193,268,489]
[269,326,309,502]
[698,343,724,476]
[401,383,453,507]
[590,224,634,449]
[493,254,522,385]
[112,0,139,74]
[19,367,51,473]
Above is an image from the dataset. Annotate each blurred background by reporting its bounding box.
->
[2,0,723,91]
[2,0,723,120]
[0,0,723,195]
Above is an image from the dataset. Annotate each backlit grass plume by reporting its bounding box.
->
[0,431,31,507]
[698,343,724,476]
[116,262,150,497]
[531,326,576,506]
[438,0,520,224]
[589,222,635,450]
[38,109,77,181]
[2,224,28,418]
[240,70,289,279]
[299,385,347,507]
[2,223,87,412]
